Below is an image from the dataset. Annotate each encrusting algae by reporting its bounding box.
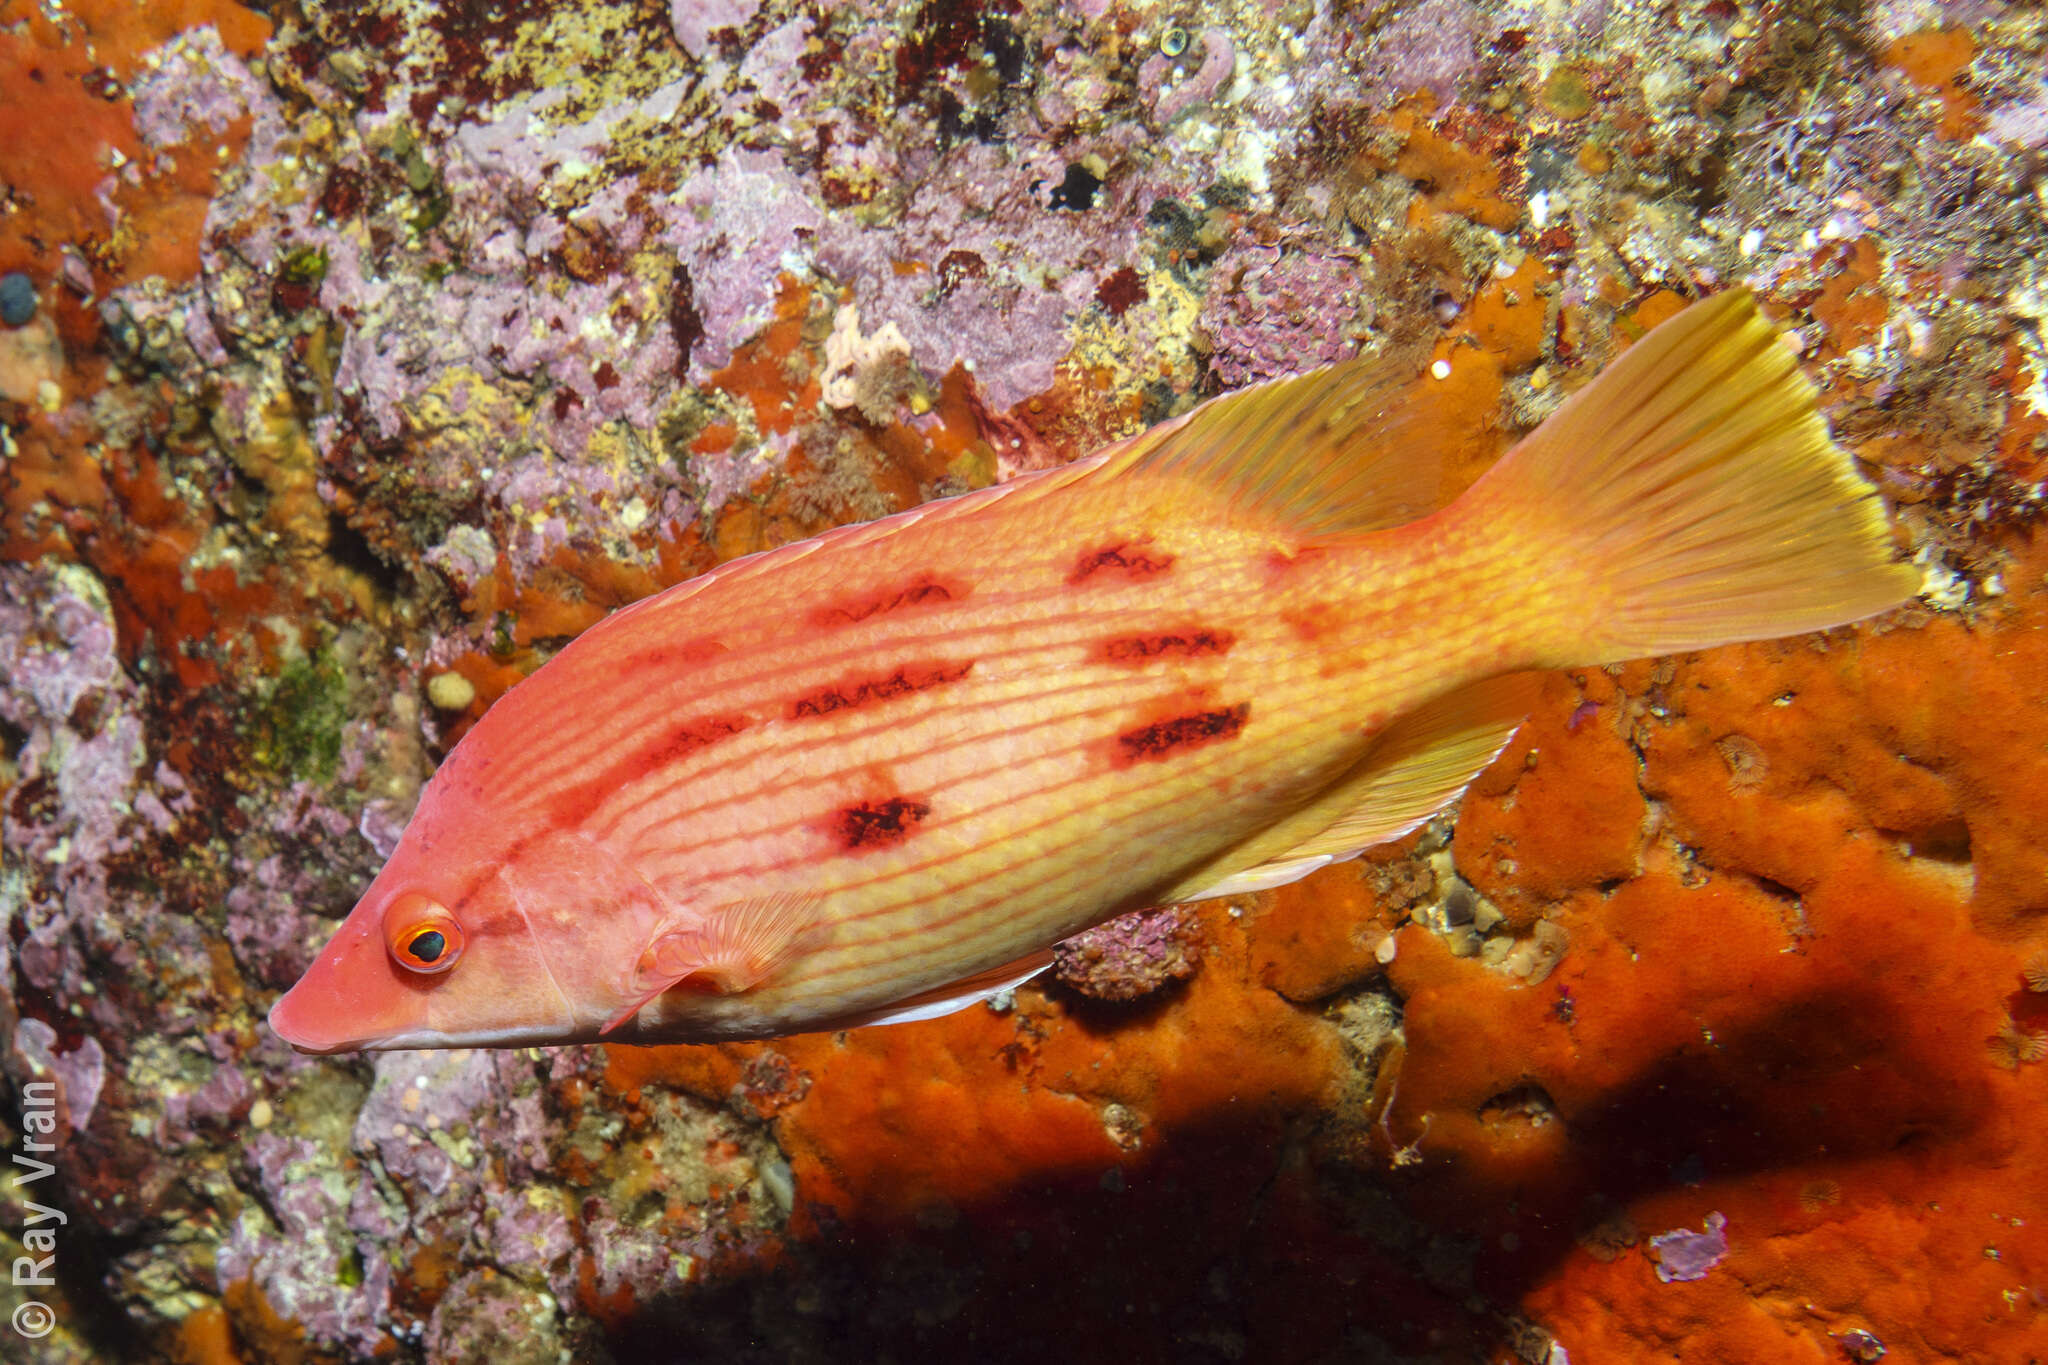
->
[269,290,1918,1053]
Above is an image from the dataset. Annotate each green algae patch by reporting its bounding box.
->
[248,651,351,784]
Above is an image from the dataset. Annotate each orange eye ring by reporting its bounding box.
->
[383,893,465,975]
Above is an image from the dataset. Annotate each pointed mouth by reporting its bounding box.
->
[268,981,384,1054]
[267,921,430,1054]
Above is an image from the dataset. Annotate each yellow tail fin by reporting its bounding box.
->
[1475,290,1919,663]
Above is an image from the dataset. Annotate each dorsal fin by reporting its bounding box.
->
[1099,344,1444,536]
[597,344,1442,657]
[1166,673,1541,903]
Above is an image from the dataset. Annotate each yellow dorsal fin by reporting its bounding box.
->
[609,343,1441,644]
[1099,344,1446,535]
[1167,673,1541,903]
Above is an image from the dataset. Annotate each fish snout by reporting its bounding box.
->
[268,921,429,1053]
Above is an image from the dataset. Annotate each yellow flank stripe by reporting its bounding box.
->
[783,629,1531,996]
[753,692,1333,937]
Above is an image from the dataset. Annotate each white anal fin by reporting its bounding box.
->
[602,892,824,1035]
[1168,673,1543,903]
[814,949,1056,1032]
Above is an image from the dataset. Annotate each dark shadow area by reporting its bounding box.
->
[595,977,1994,1364]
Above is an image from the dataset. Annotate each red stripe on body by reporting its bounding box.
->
[491,558,1250,814]
[771,711,1315,991]
[636,687,1304,913]
[544,714,752,826]
[616,684,1351,1003]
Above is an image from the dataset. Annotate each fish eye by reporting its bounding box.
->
[383,893,465,975]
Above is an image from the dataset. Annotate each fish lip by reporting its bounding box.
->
[361,1022,594,1050]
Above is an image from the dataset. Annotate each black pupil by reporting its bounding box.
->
[409,930,446,963]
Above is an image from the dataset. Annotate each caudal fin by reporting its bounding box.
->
[1477,290,1919,663]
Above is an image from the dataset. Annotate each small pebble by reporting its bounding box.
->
[0,271,35,328]
[427,671,477,711]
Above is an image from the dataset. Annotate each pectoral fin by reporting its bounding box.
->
[1170,673,1542,903]
[602,892,824,1034]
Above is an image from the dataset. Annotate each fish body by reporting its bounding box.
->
[270,292,1917,1052]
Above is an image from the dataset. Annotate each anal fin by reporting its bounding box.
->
[815,949,1056,1032]
[602,892,824,1034]
[1168,673,1542,903]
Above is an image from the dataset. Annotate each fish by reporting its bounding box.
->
[268,290,1918,1052]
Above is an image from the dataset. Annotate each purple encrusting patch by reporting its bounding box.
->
[1052,906,1202,1002]
[660,146,825,376]
[1199,242,1365,388]
[12,1019,107,1134]
[670,0,763,59]
[130,24,261,150]
[0,565,176,1015]
[808,137,1151,409]
[1649,1211,1730,1282]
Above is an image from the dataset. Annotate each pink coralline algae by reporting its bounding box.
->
[1052,906,1203,1003]
[12,1019,106,1135]
[670,0,763,61]
[1142,27,1237,124]
[129,23,259,151]
[1365,0,1485,106]
[0,565,154,1007]
[1199,242,1366,388]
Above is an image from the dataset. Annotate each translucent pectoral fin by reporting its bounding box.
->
[601,892,825,1035]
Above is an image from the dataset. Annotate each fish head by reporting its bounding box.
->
[269,824,669,1052]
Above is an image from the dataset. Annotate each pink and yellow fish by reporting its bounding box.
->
[269,291,1916,1052]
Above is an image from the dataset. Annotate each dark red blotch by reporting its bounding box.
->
[789,660,975,719]
[1113,703,1251,765]
[836,796,932,850]
[1098,629,1235,664]
[1070,542,1176,584]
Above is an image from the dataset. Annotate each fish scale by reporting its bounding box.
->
[609,532,1515,1031]
[269,291,1920,1051]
